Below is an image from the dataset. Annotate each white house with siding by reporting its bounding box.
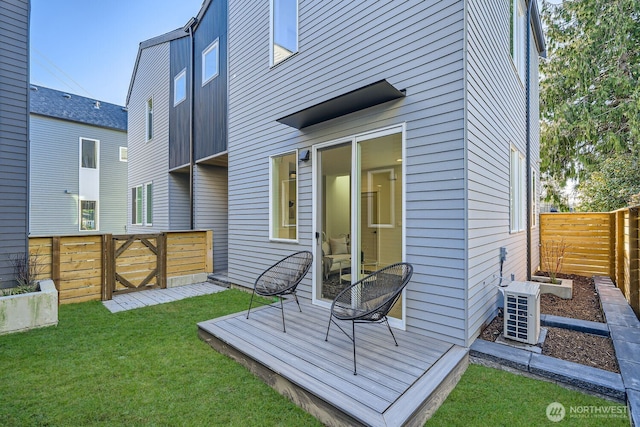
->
[129,0,545,348]
[29,85,128,235]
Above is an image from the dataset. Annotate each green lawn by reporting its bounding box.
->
[0,290,321,426]
[0,290,629,426]
[429,364,629,426]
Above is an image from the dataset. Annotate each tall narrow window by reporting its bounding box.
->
[119,147,128,162]
[174,69,187,106]
[510,147,525,232]
[80,200,97,231]
[270,151,297,240]
[81,138,97,169]
[145,182,153,226]
[132,186,143,225]
[202,40,219,86]
[531,168,538,227]
[146,98,154,141]
[271,0,298,65]
[511,0,527,82]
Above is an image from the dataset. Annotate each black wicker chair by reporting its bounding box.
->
[325,262,413,374]
[246,251,313,332]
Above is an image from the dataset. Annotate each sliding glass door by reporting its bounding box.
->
[314,126,404,324]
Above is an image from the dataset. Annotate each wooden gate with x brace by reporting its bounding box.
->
[102,234,167,300]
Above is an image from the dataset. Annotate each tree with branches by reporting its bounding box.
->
[540,0,640,208]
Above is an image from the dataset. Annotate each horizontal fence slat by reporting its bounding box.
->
[29,230,212,304]
[541,209,639,320]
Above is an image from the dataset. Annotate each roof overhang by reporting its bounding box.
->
[529,0,547,58]
[276,79,406,130]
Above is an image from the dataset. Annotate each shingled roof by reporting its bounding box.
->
[30,85,127,131]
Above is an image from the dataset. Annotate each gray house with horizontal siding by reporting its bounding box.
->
[0,0,30,288]
[127,0,228,271]
[226,0,545,348]
[130,0,545,348]
[29,85,128,236]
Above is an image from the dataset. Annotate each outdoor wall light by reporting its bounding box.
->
[299,149,310,162]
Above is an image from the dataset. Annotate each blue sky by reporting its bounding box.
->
[30,0,203,106]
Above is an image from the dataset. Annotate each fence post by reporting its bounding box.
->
[101,234,113,301]
[616,210,624,290]
[205,230,214,273]
[608,212,616,279]
[52,236,61,293]
[630,208,640,317]
[157,233,167,289]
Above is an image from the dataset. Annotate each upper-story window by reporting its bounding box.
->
[202,39,219,86]
[146,97,154,141]
[510,146,525,233]
[174,69,187,106]
[81,138,98,169]
[511,0,527,82]
[119,147,128,162]
[271,0,298,66]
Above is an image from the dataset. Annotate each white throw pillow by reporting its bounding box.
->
[330,237,348,255]
[322,241,331,256]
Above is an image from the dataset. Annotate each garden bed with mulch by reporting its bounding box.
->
[480,273,619,373]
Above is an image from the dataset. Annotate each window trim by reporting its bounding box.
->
[145,182,153,226]
[270,0,299,67]
[269,150,298,242]
[202,39,220,86]
[119,146,128,162]
[511,0,527,83]
[79,199,98,232]
[531,167,538,228]
[132,185,143,225]
[510,146,526,233]
[174,68,187,106]
[80,137,99,170]
[146,97,154,141]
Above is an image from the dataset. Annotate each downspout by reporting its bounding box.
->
[187,21,196,230]
[526,0,533,280]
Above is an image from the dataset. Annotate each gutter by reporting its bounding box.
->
[185,17,198,230]
[526,0,533,280]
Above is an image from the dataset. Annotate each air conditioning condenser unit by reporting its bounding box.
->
[503,281,540,345]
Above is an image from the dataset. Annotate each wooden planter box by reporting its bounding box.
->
[530,275,573,299]
[0,279,58,335]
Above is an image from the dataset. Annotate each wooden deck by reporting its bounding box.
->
[198,301,468,427]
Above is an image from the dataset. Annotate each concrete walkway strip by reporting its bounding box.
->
[102,282,228,313]
[594,276,640,427]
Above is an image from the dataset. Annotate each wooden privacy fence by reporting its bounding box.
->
[540,208,639,317]
[29,230,213,304]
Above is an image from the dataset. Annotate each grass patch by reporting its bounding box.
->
[0,289,630,426]
[428,364,629,426]
[0,290,321,426]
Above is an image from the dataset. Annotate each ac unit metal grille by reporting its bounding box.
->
[503,281,540,345]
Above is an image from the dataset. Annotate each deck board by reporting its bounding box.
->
[198,300,468,427]
[248,305,439,386]
[227,316,403,402]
